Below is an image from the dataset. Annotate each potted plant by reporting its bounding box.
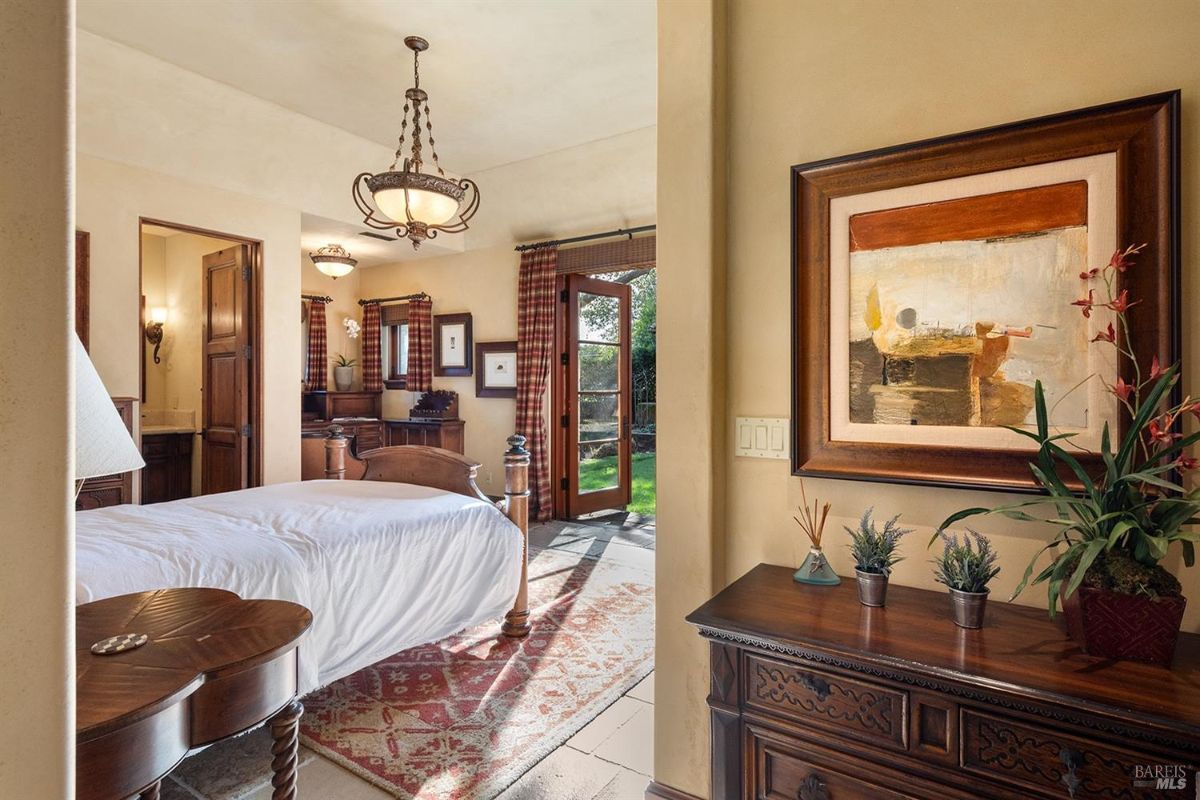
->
[846,508,910,607]
[940,245,1198,665]
[332,354,356,391]
[792,481,839,585]
[931,530,1001,629]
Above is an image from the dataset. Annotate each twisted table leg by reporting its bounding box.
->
[138,781,161,800]
[269,698,304,800]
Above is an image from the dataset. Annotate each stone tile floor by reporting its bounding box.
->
[161,517,656,800]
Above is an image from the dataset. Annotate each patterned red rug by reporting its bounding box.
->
[300,546,655,799]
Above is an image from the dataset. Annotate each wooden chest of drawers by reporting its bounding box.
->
[386,418,465,454]
[688,564,1200,800]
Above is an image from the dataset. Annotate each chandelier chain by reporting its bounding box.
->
[389,101,411,170]
[423,101,446,177]
[410,95,424,171]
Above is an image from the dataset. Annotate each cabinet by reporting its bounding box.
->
[141,432,193,504]
[77,397,136,510]
[302,391,382,421]
[386,418,465,454]
[688,564,1200,800]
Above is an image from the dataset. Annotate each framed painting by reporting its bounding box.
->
[434,312,473,377]
[475,340,518,398]
[792,91,1179,491]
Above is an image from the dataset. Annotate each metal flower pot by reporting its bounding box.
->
[855,569,889,607]
[949,588,988,629]
[333,366,353,391]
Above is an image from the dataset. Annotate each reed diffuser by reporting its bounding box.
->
[793,482,840,586]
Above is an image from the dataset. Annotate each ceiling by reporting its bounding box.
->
[77,0,657,175]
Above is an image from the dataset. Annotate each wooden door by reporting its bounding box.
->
[565,276,632,516]
[202,245,250,494]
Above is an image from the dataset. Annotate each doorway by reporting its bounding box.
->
[138,218,263,502]
[553,267,656,521]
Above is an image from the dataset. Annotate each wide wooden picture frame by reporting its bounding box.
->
[792,92,1179,491]
[475,340,518,398]
[434,312,473,377]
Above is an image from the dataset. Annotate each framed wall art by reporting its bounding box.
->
[475,340,518,398]
[434,312,473,377]
[792,91,1179,491]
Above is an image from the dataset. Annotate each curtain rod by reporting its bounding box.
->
[358,291,430,306]
[514,224,656,253]
[302,293,333,303]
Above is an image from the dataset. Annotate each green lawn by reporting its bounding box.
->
[577,451,656,516]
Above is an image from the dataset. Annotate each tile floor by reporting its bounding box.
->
[160,517,656,800]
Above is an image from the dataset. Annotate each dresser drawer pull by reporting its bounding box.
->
[1059,747,1082,799]
[798,774,830,800]
[800,672,831,701]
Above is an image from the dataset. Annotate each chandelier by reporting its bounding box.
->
[309,243,358,279]
[352,36,480,250]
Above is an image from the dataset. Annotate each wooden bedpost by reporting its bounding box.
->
[324,425,347,480]
[501,434,532,638]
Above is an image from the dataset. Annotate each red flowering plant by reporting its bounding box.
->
[940,244,1198,616]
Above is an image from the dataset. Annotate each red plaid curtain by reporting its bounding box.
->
[408,296,433,393]
[361,302,382,392]
[305,299,328,391]
[516,247,557,520]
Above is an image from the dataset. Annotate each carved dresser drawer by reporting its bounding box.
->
[689,565,1200,800]
[748,724,916,800]
[743,652,908,751]
[961,708,1196,800]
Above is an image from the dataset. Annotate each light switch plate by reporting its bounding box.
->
[734,417,789,460]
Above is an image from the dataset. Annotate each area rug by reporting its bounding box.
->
[299,546,655,799]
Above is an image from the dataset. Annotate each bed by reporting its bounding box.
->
[75,429,531,694]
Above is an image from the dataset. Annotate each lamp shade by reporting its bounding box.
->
[74,333,144,481]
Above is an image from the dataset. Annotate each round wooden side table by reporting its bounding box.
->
[76,588,312,800]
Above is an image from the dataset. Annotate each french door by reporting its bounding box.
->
[564,275,632,516]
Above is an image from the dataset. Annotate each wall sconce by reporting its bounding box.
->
[145,307,167,364]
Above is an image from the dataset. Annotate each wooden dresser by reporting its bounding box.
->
[387,418,465,453]
[688,564,1200,800]
[77,396,136,510]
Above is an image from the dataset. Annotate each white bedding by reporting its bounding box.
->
[76,480,523,694]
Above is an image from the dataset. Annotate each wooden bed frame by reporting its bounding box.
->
[317,425,532,638]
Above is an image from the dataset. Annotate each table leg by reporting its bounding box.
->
[138,782,161,800]
[269,698,304,800]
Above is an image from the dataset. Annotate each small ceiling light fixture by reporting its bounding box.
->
[309,243,358,279]
[352,36,480,250]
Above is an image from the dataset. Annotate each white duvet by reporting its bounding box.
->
[76,480,523,694]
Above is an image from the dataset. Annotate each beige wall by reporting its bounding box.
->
[0,0,74,795]
[78,155,303,485]
[357,245,523,496]
[655,0,1200,796]
[654,0,726,795]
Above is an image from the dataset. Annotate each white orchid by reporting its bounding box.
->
[343,317,361,339]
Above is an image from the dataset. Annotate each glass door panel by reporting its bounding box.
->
[566,277,631,516]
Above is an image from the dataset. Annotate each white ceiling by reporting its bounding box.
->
[77,0,657,175]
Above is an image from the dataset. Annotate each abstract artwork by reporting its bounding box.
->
[845,182,1093,434]
[793,92,1179,490]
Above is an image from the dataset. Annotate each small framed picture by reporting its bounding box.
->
[475,340,518,398]
[434,313,473,377]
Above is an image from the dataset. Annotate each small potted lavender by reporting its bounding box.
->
[931,530,1000,629]
[846,509,910,607]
